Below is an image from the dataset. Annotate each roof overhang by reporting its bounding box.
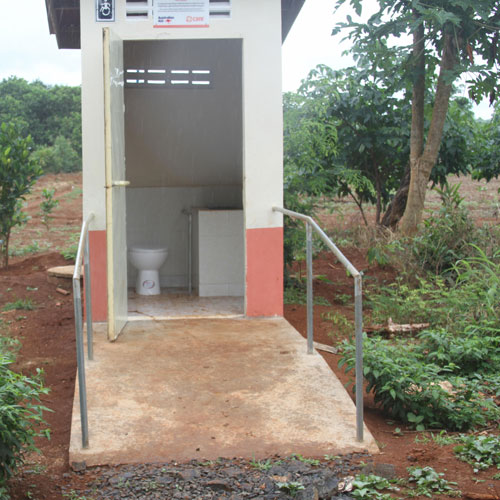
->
[45,0,305,49]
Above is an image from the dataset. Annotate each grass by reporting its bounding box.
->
[9,241,51,257]
[63,186,83,200]
[284,284,330,305]
[2,299,35,312]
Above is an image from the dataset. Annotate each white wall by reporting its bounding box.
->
[126,186,242,287]
[81,0,283,231]
[124,39,242,188]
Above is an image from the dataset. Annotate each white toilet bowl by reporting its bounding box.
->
[128,246,168,295]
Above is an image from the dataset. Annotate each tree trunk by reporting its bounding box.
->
[381,163,410,228]
[382,13,425,229]
[400,29,458,235]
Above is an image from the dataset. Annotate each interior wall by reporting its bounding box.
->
[124,39,243,188]
[126,186,242,288]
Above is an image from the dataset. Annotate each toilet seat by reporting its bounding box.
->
[129,246,166,253]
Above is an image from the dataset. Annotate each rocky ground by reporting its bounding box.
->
[63,454,374,500]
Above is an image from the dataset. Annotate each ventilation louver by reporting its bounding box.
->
[125,68,213,89]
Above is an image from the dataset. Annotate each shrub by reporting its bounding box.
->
[410,183,476,277]
[0,123,43,267]
[367,183,482,280]
[0,344,50,491]
[339,333,500,431]
[31,135,81,173]
[453,434,500,472]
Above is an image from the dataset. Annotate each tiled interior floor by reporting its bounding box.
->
[127,288,244,320]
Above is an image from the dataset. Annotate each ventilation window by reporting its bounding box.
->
[209,0,231,19]
[125,67,213,88]
[126,0,152,20]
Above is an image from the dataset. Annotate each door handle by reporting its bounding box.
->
[111,180,130,187]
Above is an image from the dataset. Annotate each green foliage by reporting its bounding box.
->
[275,481,305,496]
[367,275,447,325]
[283,284,330,306]
[249,458,274,471]
[339,330,500,430]
[350,474,399,500]
[411,184,476,276]
[60,233,80,262]
[0,123,43,267]
[0,77,81,161]
[39,188,59,230]
[453,434,500,472]
[290,453,320,466]
[324,311,354,340]
[406,466,460,498]
[32,136,81,174]
[0,340,50,491]
[9,241,51,257]
[2,299,35,312]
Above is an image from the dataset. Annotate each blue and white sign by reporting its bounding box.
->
[96,0,115,22]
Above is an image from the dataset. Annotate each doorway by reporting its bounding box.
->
[122,39,244,320]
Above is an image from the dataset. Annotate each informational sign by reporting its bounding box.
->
[154,0,209,28]
[96,0,115,22]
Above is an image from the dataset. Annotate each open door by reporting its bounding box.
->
[103,28,128,341]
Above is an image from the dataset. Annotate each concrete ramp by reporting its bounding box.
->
[70,318,378,466]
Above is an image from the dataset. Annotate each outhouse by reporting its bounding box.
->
[45,0,306,339]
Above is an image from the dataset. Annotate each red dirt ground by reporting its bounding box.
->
[2,172,499,499]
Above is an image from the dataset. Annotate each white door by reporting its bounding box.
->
[103,28,128,341]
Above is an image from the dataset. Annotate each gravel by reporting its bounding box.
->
[62,453,372,499]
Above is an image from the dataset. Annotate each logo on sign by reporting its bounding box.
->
[96,0,115,22]
[186,16,205,22]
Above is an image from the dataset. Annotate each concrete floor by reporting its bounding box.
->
[128,289,244,320]
[70,318,378,466]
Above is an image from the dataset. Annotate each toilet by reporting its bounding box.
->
[128,246,168,295]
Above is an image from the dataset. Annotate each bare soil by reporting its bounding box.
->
[2,172,499,499]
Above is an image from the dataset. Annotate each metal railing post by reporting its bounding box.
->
[73,278,89,449]
[72,213,94,450]
[84,236,94,361]
[306,222,314,355]
[354,275,364,442]
[273,205,364,442]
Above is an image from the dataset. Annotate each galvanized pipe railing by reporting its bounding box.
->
[273,206,364,442]
[72,212,95,449]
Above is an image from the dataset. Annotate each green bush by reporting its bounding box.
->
[339,333,500,431]
[417,325,500,375]
[0,343,50,492]
[410,184,476,277]
[367,183,485,280]
[367,245,500,332]
[453,434,500,472]
[31,135,81,173]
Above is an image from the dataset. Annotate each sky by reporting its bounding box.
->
[0,0,493,118]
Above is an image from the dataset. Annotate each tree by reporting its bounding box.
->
[0,77,82,169]
[0,123,42,267]
[284,65,476,228]
[335,0,500,234]
[470,103,500,181]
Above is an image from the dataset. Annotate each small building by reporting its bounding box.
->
[45,1,379,464]
[45,0,305,339]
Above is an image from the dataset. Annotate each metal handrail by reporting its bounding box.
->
[273,206,364,442]
[72,212,95,449]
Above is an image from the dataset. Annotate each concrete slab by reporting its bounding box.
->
[127,289,244,320]
[70,318,378,466]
